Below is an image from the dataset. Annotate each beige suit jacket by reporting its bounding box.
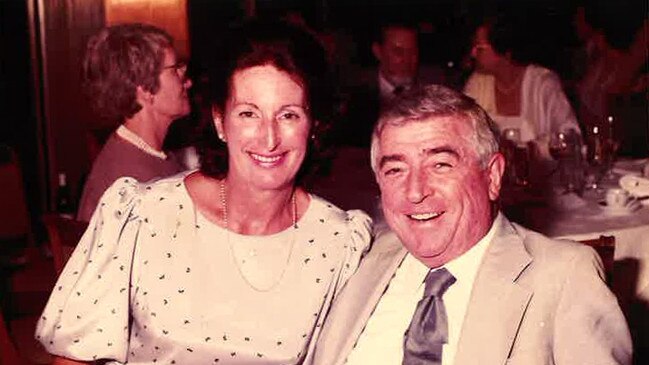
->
[307,215,632,365]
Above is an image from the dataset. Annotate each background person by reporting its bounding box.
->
[36,19,371,365]
[76,23,192,222]
[463,12,580,158]
[336,19,446,148]
[310,85,631,365]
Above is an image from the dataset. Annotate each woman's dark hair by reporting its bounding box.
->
[197,19,335,183]
[82,23,173,123]
[482,12,533,65]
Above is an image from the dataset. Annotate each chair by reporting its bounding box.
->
[578,235,615,284]
[0,309,23,365]
[0,145,34,265]
[42,214,88,275]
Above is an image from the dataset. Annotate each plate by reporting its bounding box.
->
[619,175,649,203]
[598,200,641,216]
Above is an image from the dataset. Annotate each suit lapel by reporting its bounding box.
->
[454,217,533,365]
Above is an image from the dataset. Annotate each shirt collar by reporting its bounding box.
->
[116,125,167,160]
[378,72,397,98]
[378,71,415,98]
[444,213,501,282]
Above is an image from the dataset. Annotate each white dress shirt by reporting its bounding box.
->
[346,215,501,365]
[378,72,413,102]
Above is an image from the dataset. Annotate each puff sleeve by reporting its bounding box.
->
[334,209,372,294]
[35,177,143,362]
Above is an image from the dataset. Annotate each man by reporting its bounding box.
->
[337,21,444,148]
[309,85,632,364]
[372,22,420,102]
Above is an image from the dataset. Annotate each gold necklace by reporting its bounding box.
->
[220,179,297,292]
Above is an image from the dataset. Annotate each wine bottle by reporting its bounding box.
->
[56,173,74,219]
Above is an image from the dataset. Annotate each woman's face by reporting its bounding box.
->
[150,48,192,120]
[470,25,503,74]
[214,65,311,191]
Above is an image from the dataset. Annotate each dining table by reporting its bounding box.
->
[502,158,649,356]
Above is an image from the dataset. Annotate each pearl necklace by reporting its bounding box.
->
[116,125,167,159]
[220,179,297,292]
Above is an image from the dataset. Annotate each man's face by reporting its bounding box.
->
[375,117,504,268]
[373,27,419,86]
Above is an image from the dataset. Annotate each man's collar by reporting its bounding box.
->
[378,71,415,99]
[444,213,502,280]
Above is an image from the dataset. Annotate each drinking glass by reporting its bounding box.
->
[549,130,583,193]
[584,125,606,191]
[501,128,529,187]
[599,115,621,183]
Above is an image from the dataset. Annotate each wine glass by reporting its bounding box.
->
[604,116,621,175]
[501,128,529,187]
[549,131,582,193]
[584,125,606,192]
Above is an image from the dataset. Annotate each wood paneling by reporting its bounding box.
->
[37,0,105,209]
[105,0,189,59]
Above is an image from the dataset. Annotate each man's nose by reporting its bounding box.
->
[406,169,431,203]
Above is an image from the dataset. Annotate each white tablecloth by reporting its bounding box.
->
[519,160,649,301]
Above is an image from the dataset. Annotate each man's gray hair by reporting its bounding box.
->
[370,85,500,172]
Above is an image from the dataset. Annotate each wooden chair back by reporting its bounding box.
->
[42,214,88,275]
[0,145,33,244]
[578,235,616,284]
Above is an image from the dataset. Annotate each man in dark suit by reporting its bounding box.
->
[336,21,420,147]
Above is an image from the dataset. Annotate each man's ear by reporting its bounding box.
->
[212,106,225,141]
[486,152,506,201]
[371,42,383,62]
[135,86,154,106]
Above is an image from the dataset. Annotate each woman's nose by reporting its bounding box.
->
[263,119,280,151]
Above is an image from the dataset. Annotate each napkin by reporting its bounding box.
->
[549,192,587,211]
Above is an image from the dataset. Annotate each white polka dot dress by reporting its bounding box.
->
[35,174,372,364]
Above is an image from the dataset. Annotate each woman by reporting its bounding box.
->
[76,23,192,222]
[36,20,371,364]
[464,14,580,157]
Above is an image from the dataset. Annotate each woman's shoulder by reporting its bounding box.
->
[526,64,561,82]
[98,172,192,213]
[464,72,495,103]
[465,71,494,89]
[306,194,372,233]
[140,170,191,193]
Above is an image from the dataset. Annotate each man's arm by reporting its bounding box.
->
[554,247,632,364]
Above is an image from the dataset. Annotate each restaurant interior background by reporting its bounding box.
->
[3,0,629,224]
[0,0,648,363]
